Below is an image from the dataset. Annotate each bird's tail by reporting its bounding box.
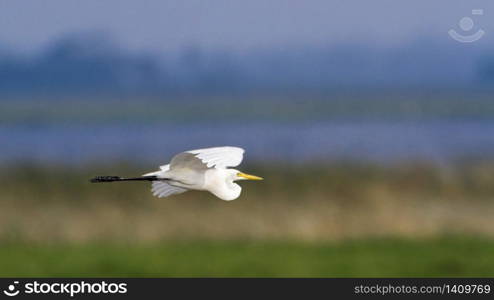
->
[90,175,158,183]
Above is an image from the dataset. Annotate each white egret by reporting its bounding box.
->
[90,146,263,201]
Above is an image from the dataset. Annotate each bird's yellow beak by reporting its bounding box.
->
[237,172,263,180]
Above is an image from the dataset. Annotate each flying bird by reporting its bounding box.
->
[90,146,263,201]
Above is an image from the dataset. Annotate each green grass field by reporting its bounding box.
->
[2,237,494,277]
[2,164,494,277]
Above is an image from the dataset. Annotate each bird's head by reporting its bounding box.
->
[228,169,264,181]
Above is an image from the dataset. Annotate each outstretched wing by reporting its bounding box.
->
[151,181,188,198]
[185,146,245,169]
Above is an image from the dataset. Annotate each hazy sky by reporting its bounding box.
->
[0,0,492,54]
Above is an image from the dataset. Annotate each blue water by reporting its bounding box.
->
[1,120,494,166]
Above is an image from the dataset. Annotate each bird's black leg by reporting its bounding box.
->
[90,176,158,183]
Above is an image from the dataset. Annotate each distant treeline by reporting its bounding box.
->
[0,33,493,97]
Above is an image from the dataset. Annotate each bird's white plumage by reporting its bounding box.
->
[142,146,260,201]
[152,181,187,197]
[187,146,244,168]
[159,164,170,171]
[142,164,170,177]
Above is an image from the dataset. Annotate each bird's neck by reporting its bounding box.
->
[205,169,242,201]
[212,183,241,201]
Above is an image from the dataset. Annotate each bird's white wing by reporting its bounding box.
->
[151,181,187,198]
[186,146,245,168]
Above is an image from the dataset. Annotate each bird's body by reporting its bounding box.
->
[91,146,262,201]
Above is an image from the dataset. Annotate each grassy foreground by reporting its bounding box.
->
[2,164,494,277]
[1,237,494,277]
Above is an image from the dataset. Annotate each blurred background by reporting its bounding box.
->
[1,0,494,276]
